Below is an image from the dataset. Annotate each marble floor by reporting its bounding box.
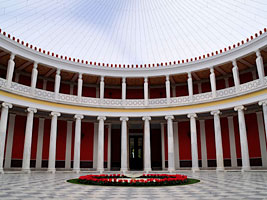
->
[1,171,267,199]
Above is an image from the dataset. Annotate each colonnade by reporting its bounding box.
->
[4,49,266,104]
[0,100,267,174]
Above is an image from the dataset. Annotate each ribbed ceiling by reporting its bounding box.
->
[0,0,266,65]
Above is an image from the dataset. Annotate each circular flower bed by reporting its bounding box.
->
[68,174,200,186]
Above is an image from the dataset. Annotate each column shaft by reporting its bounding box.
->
[143,116,151,172]
[187,72,193,100]
[97,116,106,173]
[210,67,217,98]
[22,108,37,173]
[211,111,224,171]
[165,116,175,172]
[256,112,267,167]
[200,120,208,168]
[188,113,199,171]
[73,115,83,173]
[107,124,112,170]
[54,69,61,98]
[256,50,265,82]
[0,103,12,173]
[6,53,15,87]
[48,112,60,173]
[235,106,250,171]
[165,76,171,104]
[120,117,128,172]
[173,122,179,169]
[232,60,240,91]
[31,62,38,94]
[77,73,83,97]
[122,77,126,101]
[144,77,148,106]
[100,76,104,99]
[160,123,165,170]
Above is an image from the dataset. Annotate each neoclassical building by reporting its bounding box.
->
[0,28,267,174]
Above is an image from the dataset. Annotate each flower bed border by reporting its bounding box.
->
[69,174,197,187]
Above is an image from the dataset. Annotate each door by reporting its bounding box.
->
[129,135,143,170]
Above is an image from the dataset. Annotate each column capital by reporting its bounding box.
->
[26,107,37,113]
[234,105,246,111]
[210,67,214,73]
[122,77,126,83]
[10,53,15,60]
[1,102,13,109]
[259,100,267,106]
[144,77,148,83]
[142,116,151,121]
[97,116,106,121]
[74,114,84,120]
[50,111,61,117]
[187,113,197,119]
[256,49,261,57]
[211,110,221,116]
[100,76,105,82]
[78,73,83,79]
[232,59,237,67]
[187,72,192,78]
[165,75,169,81]
[120,116,129,121]
[33,62,38,69]
[165,115,174,120]
[56,69,61,75]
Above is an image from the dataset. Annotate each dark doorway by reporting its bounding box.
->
[129,135,143,170]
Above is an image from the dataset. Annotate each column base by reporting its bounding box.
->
[97,168,104,174]
[192,167,200,173]
[48,168,56,173]
[241,166,251,172]
[168,168,175,173]
[73,169,80,173]
[120,168,128,174]
[0,168,4,174]
[22,169,31,174]
[144,168,152,174]
[216,167,225,172]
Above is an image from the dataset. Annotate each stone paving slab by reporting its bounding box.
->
[1,171,267,199]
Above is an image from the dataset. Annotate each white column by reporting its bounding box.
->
[199,120,208,168]
[97,116,106,173]
[77,73,83,98]
[227,116,238,167]
[35,118,45,169]
[187,113,199,172]
[48,112,61,173]
[93,123,98,169]
[120,117,129,173]
[107,124,112,170]
[211,110,224,171]
[65,121,72,169]
[22,107,37,173]
[173,122,179,169]
[160,123,165,170]
[165,75,171,104]
[234,106,250,171]
[30,62,38,94]
[73,114,84,173]
[4,113,16,169]
[165,115,175,172]
[210,67,217,98]
[0,102,13,173]
[100,76,105,99]
[259,100,267,141]
[54,69,61,99]
[197,82,202,93]
[144,77,149,106]
[187,72,193,101]
[6,53,15,88]
[224,78,229,88]
[143,116,152,173]
[256,50,265,83]
[232,60,240,92]
[122,77,126,102]
[256,112,267,167]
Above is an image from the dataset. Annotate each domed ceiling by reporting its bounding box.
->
[0,0,266,65]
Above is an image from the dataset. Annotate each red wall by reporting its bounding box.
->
[150,88,166,99]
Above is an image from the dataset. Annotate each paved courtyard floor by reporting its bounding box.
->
[1,171,267,199]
